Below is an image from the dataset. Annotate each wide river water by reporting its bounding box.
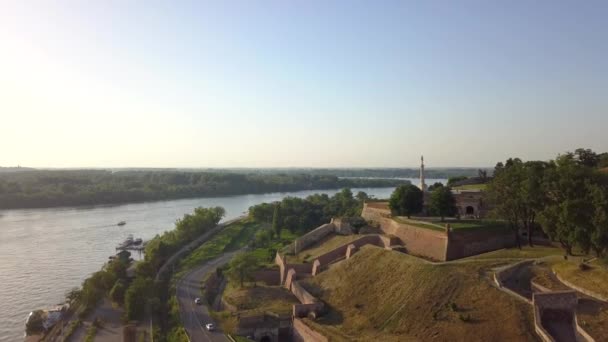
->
[0,180,444,341]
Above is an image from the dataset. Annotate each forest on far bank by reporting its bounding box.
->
[0,170,408,210]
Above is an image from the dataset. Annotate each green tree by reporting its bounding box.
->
[588,182,608,256]
[429,186,456,221]
[428,182,444,192]
[355,191,369,202]
[538,155,594,254]
[272,203,281,239]
[124,277,154,320]
[573,148,599,168]
[227,253,260,288]
[487,159,525,248]
[447,176,468,186]
[389,184,423,218]
[110,280,127,305]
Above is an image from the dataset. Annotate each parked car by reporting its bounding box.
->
[205,323,215,331]
[194,298,202,305]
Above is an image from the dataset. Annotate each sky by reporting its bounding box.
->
[1,1,607,168]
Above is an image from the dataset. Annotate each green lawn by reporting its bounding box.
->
[467,245,564,260]
[293,234,371,263]
[393,216,446,231]
[433,219,510,232]
[553,260,608,299]
[452,183,487,190]
[223,281,299,315]
[394,217,509,233]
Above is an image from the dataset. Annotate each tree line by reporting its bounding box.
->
[488,148,608,255]
[249,188,370,235]
[63,206,225,341]
[0,170,405,209]
[387,148,608,257]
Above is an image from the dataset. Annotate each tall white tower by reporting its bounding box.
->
[420,155,427,192]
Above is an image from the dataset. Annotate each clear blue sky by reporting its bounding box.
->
[1,1,606,168]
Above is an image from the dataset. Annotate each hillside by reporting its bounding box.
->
[300,246,538,341]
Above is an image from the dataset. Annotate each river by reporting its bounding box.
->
[0,180,444,341]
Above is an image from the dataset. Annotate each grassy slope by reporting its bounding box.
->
[466,246,563,260]
[293,234,371,263]
[301,246,538,342]
[553,260,608,299]
[223,282,299,315]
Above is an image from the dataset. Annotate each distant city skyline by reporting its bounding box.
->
[1,1,607,168]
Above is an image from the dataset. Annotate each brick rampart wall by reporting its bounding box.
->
[290,280,318,305]
[312,235,388,272]
[292,318,328,342]
[447,230,516,260]
[253,269,281,286]
[362,202,516,261]
[293,223,336,254]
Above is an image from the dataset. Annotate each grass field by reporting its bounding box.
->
[553,259,608,299]
[292,234,370,263]
[393,217,445,231]
[452,183,488,190]
[467,246,564,260]
[223,282,299,315]
[300,246,538,342]
[394,216,509,233]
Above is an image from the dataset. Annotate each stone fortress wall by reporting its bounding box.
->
[288,218,354,254]
[362,202,516,261]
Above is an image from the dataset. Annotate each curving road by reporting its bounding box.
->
[176,251,241,342]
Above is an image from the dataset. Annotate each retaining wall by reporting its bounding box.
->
[362,204,448,261]
[446,229,516,260]
[253,269,281,286]
[294,223,335,254]
[533,291,579,342]
[292,318,328,342]
[362,202,517,261]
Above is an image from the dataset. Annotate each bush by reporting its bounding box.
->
[459,313,472,322]
[578,262,591,271]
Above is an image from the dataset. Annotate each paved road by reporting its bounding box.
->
[176,251,241,342]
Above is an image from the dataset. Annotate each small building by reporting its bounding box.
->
[418,155,487,218]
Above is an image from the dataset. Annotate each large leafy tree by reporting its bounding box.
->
[227,252,260,288]
[588,182,608,256]
[429,186,456,221]
[272,203,281,238]
[389,184,423,218]
[538,154,596,254]
[487,158,548,247]
[487,158,525,248]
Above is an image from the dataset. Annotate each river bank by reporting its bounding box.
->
[0,182,445,341]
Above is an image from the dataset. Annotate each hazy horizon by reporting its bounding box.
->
[2,1,607,168]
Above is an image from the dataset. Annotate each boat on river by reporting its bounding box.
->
[117,221,126,226]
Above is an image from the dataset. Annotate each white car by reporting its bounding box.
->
[205,323,215,331]
[194,298,202,305]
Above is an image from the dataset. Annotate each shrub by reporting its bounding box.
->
[459,313,472,322]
